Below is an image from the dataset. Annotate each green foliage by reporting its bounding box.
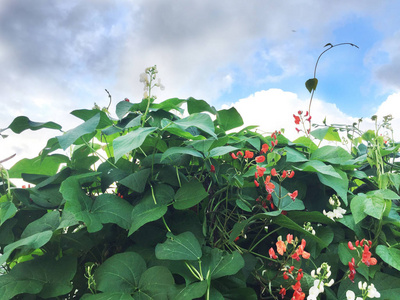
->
[1,65,400,300]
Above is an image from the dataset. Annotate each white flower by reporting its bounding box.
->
[325,278,334,287]
[329,197,335,206]
[367,283,380,298]
[346,290,363,300]
[358,281,368,291]
[311,270,317,278]
[139,73,148,83]
[308,281,324,300]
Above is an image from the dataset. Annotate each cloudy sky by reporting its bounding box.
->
[1,0,400,168]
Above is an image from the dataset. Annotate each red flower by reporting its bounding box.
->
[298,110,302,115]
[256,165,266,177]
[269,247,278,259]
[307,116,312,122]
[283,272,289,280]
[231,153,238,159]
[287,234,293,244]
[292,290,305,300]
[293,114,301,125]
[295,127,301,133]
[236,151,243,157]
[261,143,269,154]
[348,241,356,251]
[362,245,377,266]
[305,111,309,117]
[348,257,356,282]
[296,269,304,281]
[255,155,265,163]
[276,240,286,255]
[254,180,259,187]
[282,170,287,178]
[210,165,215,173]
[124,98,130,102]
[244,150,254,159]
[279,287,286,299]
[288,190,298,201]
[271,168,278,176]
[288,170,295,178]
[234,236,240,242]
[265,176,275,194]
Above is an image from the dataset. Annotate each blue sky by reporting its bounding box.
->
[1,0,400,168]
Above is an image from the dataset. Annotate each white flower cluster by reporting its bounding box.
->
[303,221,316,235]
[139,65,165,99]
[346,281,380,299]
[323,195,346,221]
[307,263,334,300]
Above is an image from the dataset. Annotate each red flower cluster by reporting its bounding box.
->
[231,150,254,160]
[347,239,377,282]
[293,110,311,134]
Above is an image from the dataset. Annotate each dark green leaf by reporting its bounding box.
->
[173,179,208,210]
[113,127,157,162]
[174,281,208,300]
[95,252,147,293]
[187,97,217,115]
[0,202,17,226]
[216,107,244,131]
[161,147,203,161]
[311,145,353,164]
[305,78,318,93]
[119,169,151,193]
[71,109,113,129]
[155,231,202,261]
[7,116,61,133]
[57,114,100,150]
[310,127,341,142]
[376,245,400,271]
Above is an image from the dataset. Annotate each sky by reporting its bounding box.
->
[1,0,400,169]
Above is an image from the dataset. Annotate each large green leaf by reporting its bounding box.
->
[284,147,308,163]
[296,160,342,178]
[311,145,353,164]
[187,97,217,115]
[71,109,113,129]
[95,252,147,293]
[208,146,238,158]
[216,107,244,131]
[173,179,208,210]
[21,210,60,239]
[135,266,176,299]
[119,168,151,193]
[8,154,69,178]
[129,184,174,235]
[0,202,17,226]
[7,116,61,133]
[81,293,134,300]
[0,255,76,299]
[310,127,341,142]
[113,127,157,162]
[201,247,244,279]
[161,147,204,161]
[376,245,400,271]
[155,231,202,261]
[0,230,53,265]
[57,113,100,150]
[350,194,368,224]
[174,281,208,300]
[170,113,217,138]
[317,167,349,205]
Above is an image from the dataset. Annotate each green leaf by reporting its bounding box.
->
[187,97,217,115]
[71,109,113,129]
[376,245,400,271]
[151,97,186,113]
[216,107,244,131]
[129,184,174,235]
[113,127,157,162]
[368,189,400,200]
[173,113,217,138]
[91,194,134,230]
[175,281,208,300]
[7,116,61,134]
[0,202,17,226]
[350,194,368,224]
[161,147,204,161]
[21,210,60,239]
[8,154,69,178]
[208,146,238,158]
[173,179,208,210]
[0,255,76,299]
[136,266,175,299]
[116,100,135,119]
[311,145,353,164]
[296,160,342,178]
[119,169,151,193]
[310,127,341,142]
[201,247,245,279]
[155,231,202,261]
[0,230,53,265]
[305,78,318,93]
[284,147,308,163]
[317,167,349,205]
[81,293,134,300]
[57,114,100,150]
[95,252,147,293]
